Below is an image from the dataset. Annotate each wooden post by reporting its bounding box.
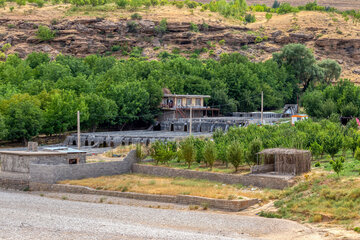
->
[261,91,264,125]
[77,111,80,150]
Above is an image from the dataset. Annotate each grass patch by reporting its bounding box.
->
[60,174,267,200]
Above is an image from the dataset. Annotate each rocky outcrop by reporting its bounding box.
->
[0,17,359,70]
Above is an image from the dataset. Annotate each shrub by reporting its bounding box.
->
[9,6,14,12]
[179,137,196,169]
[0,52,5,61]
[203,141,216,170]
[36,0,44,7]
[1,43,11,53]
[241,44,248,50]
[130,46,143,57]
[155,18,167,35]
[355,147,360,161]
[136,143,146,160]
[111,45,121,52]
[245,138,262,166]
[265,12,272,21]
[189,22,199,32]
[131,13,142,20]
[245,14,256,23]
[310,141,322,160]
[219,39,225,45]
[0,0,5,7]
[129,0,142,11]
[314,162,320,167]
[277,3,299,14]
[227,141,244,172]
[16,0,26,6]
[150,141,176,165]
[150,0,158,6]
[330,157,344,177]
[175,1,183,8]
[116,0,128,8]
[185,0,197,9]
[36,25,55,41]
[127,21,138,33]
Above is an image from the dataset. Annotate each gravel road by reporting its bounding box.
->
[0,189,323,240]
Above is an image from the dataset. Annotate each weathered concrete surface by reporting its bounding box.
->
[0,189,325,240]
[64,130,211,148]
[30,150,138,184]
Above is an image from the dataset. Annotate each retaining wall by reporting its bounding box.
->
[30,182,258,211]
[30,150,138,184]
[132,164,294,189]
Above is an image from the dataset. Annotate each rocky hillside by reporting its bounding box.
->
[1,4,360,82]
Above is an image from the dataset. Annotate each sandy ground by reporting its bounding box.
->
[0,188,343,240]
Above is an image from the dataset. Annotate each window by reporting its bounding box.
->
[186,98,192,106]
[177,98,182,106]
[69,159,78,164]
[195,98,201,106]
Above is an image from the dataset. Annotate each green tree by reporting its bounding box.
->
[318,59,341,84]
[323,132,343,160]
[179,137,196,168]
[0,114,8,140]
[273,44,324,92]
[245,138,262,166]
[0,94,43,142]
[203,141,216,170]
[39,90,89,135]
[355,147,360,161]
[84,93,117,131]
[310,141,322,160]
[36,25,55,41]
[150,141,176,165]
[227,141,244,172]
[330,157,344,178]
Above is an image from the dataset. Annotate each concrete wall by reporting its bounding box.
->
[0,152,86,173]
[132,164,294,189]
[30,150,138,184]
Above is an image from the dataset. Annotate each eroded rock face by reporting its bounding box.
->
[0,17,359,69]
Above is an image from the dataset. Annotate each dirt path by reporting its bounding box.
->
[0,189,332,240]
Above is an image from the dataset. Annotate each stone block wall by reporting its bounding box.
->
[30,150,138,184]
[132,164,294,189]
[30,183,258,211]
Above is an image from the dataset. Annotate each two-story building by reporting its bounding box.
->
[159,89,220,121]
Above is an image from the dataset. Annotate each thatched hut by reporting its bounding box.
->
[252,148,311,175]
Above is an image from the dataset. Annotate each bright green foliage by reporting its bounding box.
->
[2,43,11,53]
[0,94,43,142]
[36,0,44,7]
[265,13,272,21]
[189,22,199,32]
[179,137,196,168]
[0,0,5,7]
[115,0,127,8]
[203,141,216,170]
[330,157,344,177]
[193,138,205,164]
[70,0,107,6]
[150,141,176,165]
[355,147,360,161]
[16,0,26,6]
[277,3,299,14]
[36,26,55,41]
[129,0,142,11]
[155,18,167,35]
[227,141,244,172]
[310,141,322,160]
[302,80,359,118]
[273,44,324,92]
[318,59,341,84]
[323,132,343,160]
[39,90,89,135]
[131,13,142,20]
[245,138,262,166]
[84,93,117,131]
[244,14,256,23]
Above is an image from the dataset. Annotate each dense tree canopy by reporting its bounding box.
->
[0,44,341,141]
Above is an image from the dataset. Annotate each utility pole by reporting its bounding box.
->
[189,108,192,136]
[77,111,80,150]
[261,91,264,125]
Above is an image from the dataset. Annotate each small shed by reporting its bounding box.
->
[252,148,311,175]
